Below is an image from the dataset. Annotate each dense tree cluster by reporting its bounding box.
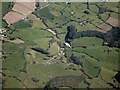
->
[74,30,105,39]
[65,25,77,42]
[68,54,83,66]
[115,71,120,83]
[104,27,120,48]
[98,7,108,14]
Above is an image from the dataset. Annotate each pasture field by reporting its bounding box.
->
[33,38,51,50]
[100,67,117,82]
[9,28,53,41]
[79,81,89,88]
[55,28,66,34]
[2,70,27,81]
[111,12,120,19]
[3,78,23,88]
[39,2,48,8]
[48,42,59,55]
[72,37,103,47]
[2,20,8,28]
[2,42,26,72]
[81,56,100,78]
[57,34,66,44]
[2,2,10,16]
[89,4,99,13]
[74,46,118,71]
[36,7,55,20]
[99,12,110,21]
[88,77,109,88]
[13,20,30,29]
[2,2,120,89]
[27,14,38,21]
[33,19,46,29]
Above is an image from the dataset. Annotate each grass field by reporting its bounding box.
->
[36,7,55,20]
[39,2,48,8]
[79,81,89,88]
[48,42,59,55]
[2,42,26,72]
[88,77,109,88]
[81,56,100,78]
[4,78,23,88]
[2,2,10,16]
[2,2,120,88]
[72,37,103,47]
[2,19,8,28]
[27,14,38,21]
[74,46,118,71]
[13,20,31,29]
[9,28,53,41]
[100,67,117,82]
[34,38,51,50]
[33,19,46,29]
[26,60,83,87]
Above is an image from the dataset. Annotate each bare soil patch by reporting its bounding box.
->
[98,23,112,31]
[3,2,36,25]
[3,11,24,25]
[16,2,36,11]
[12,3,32,16]
[47,29,56,35]
[106,17,120,27]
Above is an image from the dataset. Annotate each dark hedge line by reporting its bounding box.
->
[65,25,120,48]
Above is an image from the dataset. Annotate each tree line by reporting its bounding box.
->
[65,25,120,48]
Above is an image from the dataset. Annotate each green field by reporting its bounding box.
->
[7,28,53,41]
[36,7,55,20]
[2,19,8,28]
[2,2,10,16]
[2,2,120,89]
[13,20,31,29]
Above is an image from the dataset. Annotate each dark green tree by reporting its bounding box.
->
[65,25,77,42]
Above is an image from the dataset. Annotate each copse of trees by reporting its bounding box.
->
[74,30,105,39]
[68,54,83,66]
[104,27,120,48]
[115,71,120,83]
[65,25,77,42]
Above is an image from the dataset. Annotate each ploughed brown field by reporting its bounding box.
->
[107,17,120,27]
[98,23,112,31]
[3,2,36,25]
[12,3,32,16]
[16,2,36,11]
[3,11,24,25]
